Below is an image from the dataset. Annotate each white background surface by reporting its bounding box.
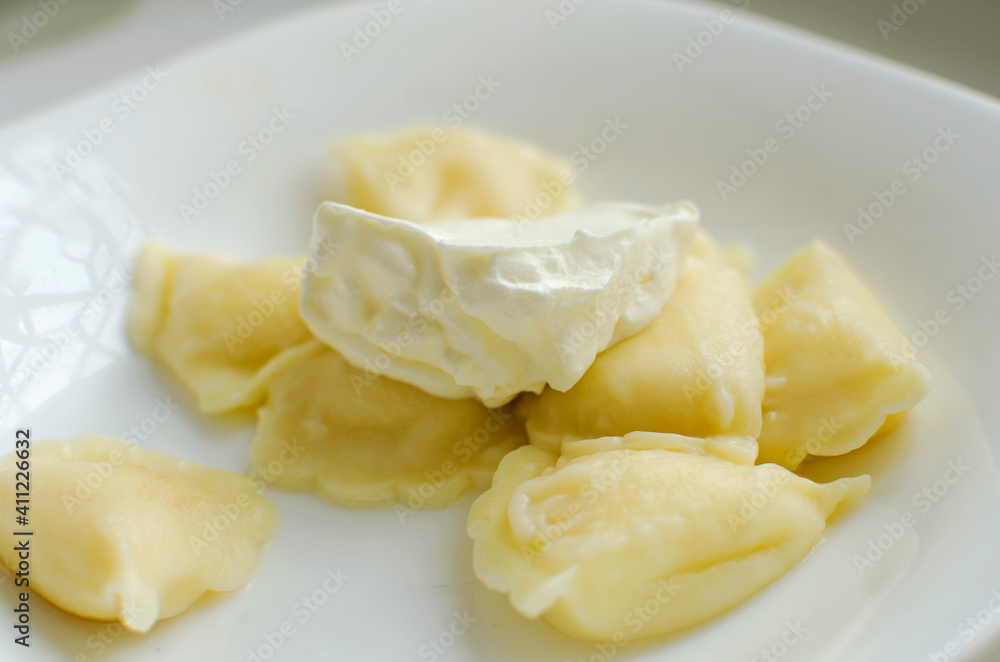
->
[0,0,998,125]
[1,0,999,660]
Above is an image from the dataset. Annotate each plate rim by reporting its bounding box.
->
[1,0,999,136]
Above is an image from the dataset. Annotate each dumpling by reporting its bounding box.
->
[519,236,765,452]
[753,241,931,468]
[332,125,581,223]
[468,430,868,641]
[250,340,525,510]
[0,436,277,632]
[128,242,315,413]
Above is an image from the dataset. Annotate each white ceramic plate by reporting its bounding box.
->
[2,0,999,660]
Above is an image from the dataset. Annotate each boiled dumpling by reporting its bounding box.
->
[468,430,868,641]
[332,125,581,223]
[251,340,525,510]
[128,242,314,413]
[753,241,931,468]
[0,436,277,632]
[519,235,765,451]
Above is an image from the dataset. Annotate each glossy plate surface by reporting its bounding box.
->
[1,0,999,660]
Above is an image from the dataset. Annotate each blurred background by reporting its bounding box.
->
[0,0,998,125]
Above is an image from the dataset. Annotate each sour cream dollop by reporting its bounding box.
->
[301,201,698,407]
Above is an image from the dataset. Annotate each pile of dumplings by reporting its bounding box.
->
[0,126,930,643]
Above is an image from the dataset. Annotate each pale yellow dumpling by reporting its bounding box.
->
[333,125,581,223]
[753,241,931,468]
[251,340,525,509]
[468,430,868,642]
[0,436,277,633]
[128,242,314,413]
[519,242,765,452]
